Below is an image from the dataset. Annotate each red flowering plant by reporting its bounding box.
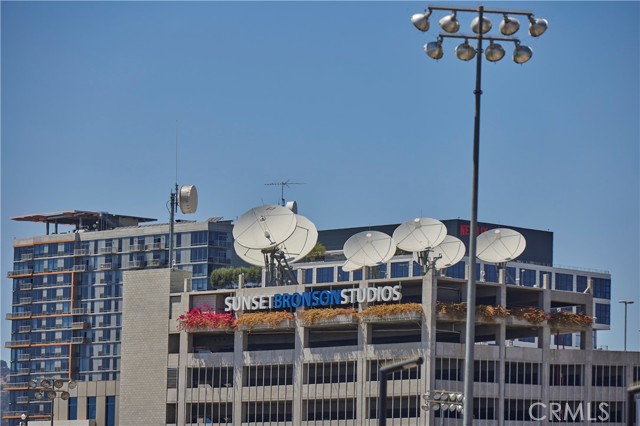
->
[177,305,235,331]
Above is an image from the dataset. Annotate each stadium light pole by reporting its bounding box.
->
[377,357,423,426]
[619,300,634,351]
[410,5,547,425]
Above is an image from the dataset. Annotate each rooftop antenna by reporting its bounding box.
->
[168,123,198,270]
[265,180,305,206]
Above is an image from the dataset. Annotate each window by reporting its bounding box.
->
[390,262,409,278]
[105,396,116,426]
[353,270,362,281]
[593,278,611,299]
[337,267,350,282]
[554,333,573,347]
[576,275,588,292]
[435,358,462,381]
[316,267,334,283]
[304,361,356,384]
[191,231,208,246]
[555,273,573,291]
[550,364,582,386]
[191,247,208,262]
[506,362,540,385]
[243,365,293,386]
[592,365,625,387]
[483,264,497,282]
[474,359,498,382]
[87,397,96,419]
[305,398,356,420]
[595,303,610,325]
[448,261,465,279]
[521,269,536,286]
[506,267,517,284]
[192,264,207,277]
[68,397,77,420]
[413,261,422,277]
[243,401,292,422]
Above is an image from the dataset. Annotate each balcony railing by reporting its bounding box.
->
[5,311,31,320]
[99,246,115,254]
[18,297,32,305]
[73,265,87,272]
[5,339,31,348]
[128,260,144,269]
[19,282,32,291]
[72,321,89,330]
[145,242,162,250]
[18,325,31,333]
[71,337,87,344]
[17,354,31,362]
[20,253,34,261]
[72,307,87,315]
[7,269,33,278]
[98,263,113,270]
[74,248,89,256]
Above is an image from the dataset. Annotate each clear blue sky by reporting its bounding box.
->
[2,1,638,357]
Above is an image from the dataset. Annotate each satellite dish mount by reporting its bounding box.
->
[168,184,198,270]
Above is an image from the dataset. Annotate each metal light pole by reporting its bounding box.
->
[29,378,77,426]
[411,6,547,426]
[619,300,634,351]
[377,357,423,426]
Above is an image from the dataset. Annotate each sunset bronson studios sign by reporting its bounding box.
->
[224,285,402,312]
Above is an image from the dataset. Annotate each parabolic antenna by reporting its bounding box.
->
[233,205,297,250]
[343,231,395,267]
[476,228,526,263]
[341,260,362,272]
[393,217,447,252]
[233,241,265,267]
[414,235,465,270]
[280,214,318,262]
[179,185,198,214]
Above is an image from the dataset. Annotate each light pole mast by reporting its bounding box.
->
[410,6,548,425]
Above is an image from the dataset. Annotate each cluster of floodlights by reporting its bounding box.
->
[411,8,548,64]
[422,390,465,413]
[29,378,77,401]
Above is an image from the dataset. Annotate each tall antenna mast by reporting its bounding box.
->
[265,179,305,206]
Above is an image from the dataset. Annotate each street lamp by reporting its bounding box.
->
[377,357,423,426]
[422,390,464,426]
[29,378,77,426]
[619,300,634,351]
[411,6,547,426]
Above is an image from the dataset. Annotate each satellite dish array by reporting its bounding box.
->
[233,204,318,286]
[340,218,526,277]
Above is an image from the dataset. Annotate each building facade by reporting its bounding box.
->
[4,213,636,426]
[3,211,236,425]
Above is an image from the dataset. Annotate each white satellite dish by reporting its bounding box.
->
[476,228,526,263]
[280,214,318,262]
[418,235,466,270]
[285,200,298,214]
[179,185,198,214]
[343,231,395,266]
[233,205,297,250]
[341,260,362,272]
[393,217,447,252]
[233,241,265,267]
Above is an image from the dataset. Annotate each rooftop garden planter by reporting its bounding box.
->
[358,303,423,322]
[548,311,593,328]
[177,305,235,332]
[300,308,357,326]
[511,307,548,325]
[235,311,295,331]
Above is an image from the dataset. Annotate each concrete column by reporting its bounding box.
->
[233,330,246,424]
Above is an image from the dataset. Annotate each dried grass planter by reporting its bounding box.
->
[300,308,357,326]
[235,311,295,331]
[358,303,424,321]
[476,305,510,322]
[436,302,467,320]
[548,311,593,328]
[511,307,548,325]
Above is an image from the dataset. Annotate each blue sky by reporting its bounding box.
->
[2,1,638,356]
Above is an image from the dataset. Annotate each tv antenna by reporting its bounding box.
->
[265,180,305,207]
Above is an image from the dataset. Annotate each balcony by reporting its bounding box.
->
[20,253,34,261]
[19,282,32,291]
[17,354,31,362]
[7,269,33,278]
[73,265,87,272]
[16,368,30,375]
[74,248,89,256]
[5,311,31,320]
[72,307,87,315]
[16,396,30,404]
[18,325,31,333]
[72,321,90,330]
[5,339,31,348]
[149,259,166,267]
[131,243,145,252]
[98,263,113,270]
[99,246,115,254]
[128,260,144,269]
[145,242,162,251]
[71,337,87,344]
[17,297,32,305]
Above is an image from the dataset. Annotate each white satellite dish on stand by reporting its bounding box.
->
[476,228,526,267]
[413,235,466,276]
[341,260,362,273]
[394,217,447,273]
[233,205,318,286]
[343,231,395,279]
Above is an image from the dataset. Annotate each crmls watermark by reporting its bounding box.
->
[529,402,609,422]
